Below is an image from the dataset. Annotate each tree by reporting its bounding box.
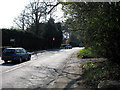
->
[42,18,63,49]
[69,31,80,46]
[14,10,26,30]
[14,0,59,35]
[62,2,120,63]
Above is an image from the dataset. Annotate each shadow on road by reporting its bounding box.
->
[48,51,84,89]
[64,78,82,90]
[0,60,28,66]
[47,49,62,52]
[0,62,17,66]
[62,71,82,89]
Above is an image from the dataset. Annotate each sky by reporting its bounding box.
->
[0,0,31,29]
[0,0,64,29]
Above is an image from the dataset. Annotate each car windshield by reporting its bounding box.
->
[67,45,70,46]
[3,49,15,54]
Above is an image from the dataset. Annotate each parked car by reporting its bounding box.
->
[65,45,72,49]
[2,48,31,63]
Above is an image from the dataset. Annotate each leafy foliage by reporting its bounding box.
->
[42,18,63,49]
[82,61,120,87]
[1,29,43,51]
[62,2,120,63]
[77,47,98,58]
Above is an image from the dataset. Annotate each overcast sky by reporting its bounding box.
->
[0,0,64,29]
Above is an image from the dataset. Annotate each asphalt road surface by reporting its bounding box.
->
[0,47,83,89]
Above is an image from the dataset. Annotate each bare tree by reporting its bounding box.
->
[14,0,59,35]
[14,10,26,30]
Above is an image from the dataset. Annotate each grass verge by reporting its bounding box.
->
[77,47,97,58]
[82,60,120,87]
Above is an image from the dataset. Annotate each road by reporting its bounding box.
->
[0,47,82,89]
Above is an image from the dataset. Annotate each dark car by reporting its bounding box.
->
[65,45,72,49]
[2,48,31,63]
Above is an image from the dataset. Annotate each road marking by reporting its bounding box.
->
[3,65,24,73]
[2,61,30,74]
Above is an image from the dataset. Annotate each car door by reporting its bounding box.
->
[18,49,25,59]
[21,49,28,59]
[16,49,21,57]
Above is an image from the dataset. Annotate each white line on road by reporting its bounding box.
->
[1,61,30,74]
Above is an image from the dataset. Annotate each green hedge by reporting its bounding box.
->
[1,29,44,51]
[77,47,99,58]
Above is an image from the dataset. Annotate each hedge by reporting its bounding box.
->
[1,29,44,51]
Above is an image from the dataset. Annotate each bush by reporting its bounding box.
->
[77,47,97,58]
[82,61,120,87]
[1,29,43,51]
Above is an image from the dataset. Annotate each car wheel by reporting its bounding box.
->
[4,60,8,63]
[19,57,22,63]
[28,55,31,60]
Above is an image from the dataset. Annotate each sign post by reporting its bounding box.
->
[10,38,15,47]
[52,37,55,48]
[53,37,55,41]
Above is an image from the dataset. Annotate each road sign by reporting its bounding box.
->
[53,37,55,40]
[10,39,15,42]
